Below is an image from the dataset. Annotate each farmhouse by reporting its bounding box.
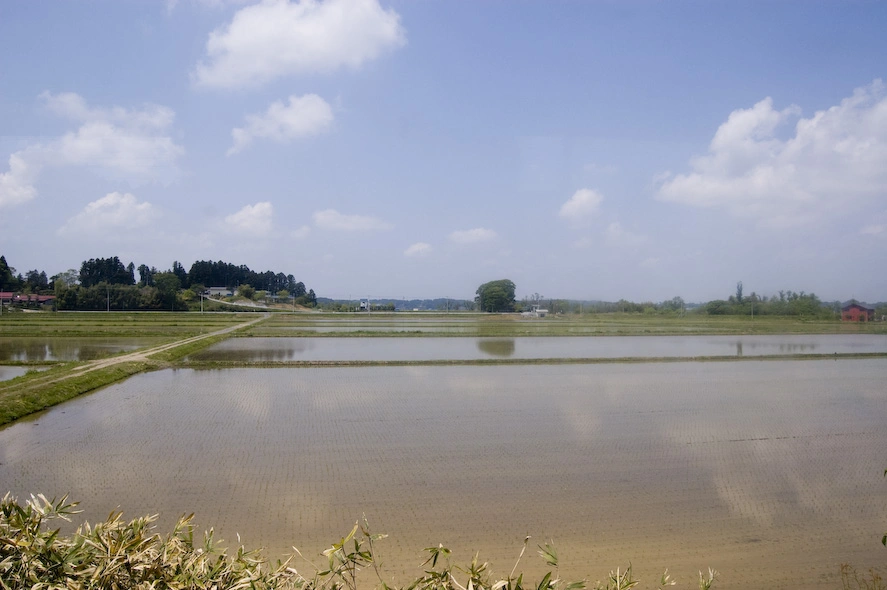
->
[0,292,55,308]
[841,301,874,322]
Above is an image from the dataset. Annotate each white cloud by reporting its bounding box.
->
[449,227,497,244]
[312,208,392,231]
[224,201,274,234]
[0,154,40,207]
[559,188,603,221]
[290,225,312,239]
[404,242,431,257]
[53,121,182,179]
[0,93,182,208]
[58,192,157,236]
[860,224,886,236]
[40,91,176,130]
[657,80,887,228]
[193,0,406,90]
[228,94,333,155]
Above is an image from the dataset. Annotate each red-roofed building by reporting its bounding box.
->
[0,292,55,308]
[841,302,874,322]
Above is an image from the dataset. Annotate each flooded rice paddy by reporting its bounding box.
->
[0,336,164,361]
[0,366,27,382]
[1,359,885,588]
[189,334,887,362]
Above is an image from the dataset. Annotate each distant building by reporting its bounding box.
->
[0,292,55,307]
[841,302,874,322]
[521,305,548,318]
[207,287,233,297]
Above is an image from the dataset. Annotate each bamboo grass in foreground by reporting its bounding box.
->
[0,494,720,590]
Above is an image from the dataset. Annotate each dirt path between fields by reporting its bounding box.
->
[66,313,270,375]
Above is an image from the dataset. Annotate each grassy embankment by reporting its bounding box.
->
[0,311,260,425]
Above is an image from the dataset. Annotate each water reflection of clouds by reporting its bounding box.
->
[1,361,886,581]
[0,366,27,382]
[654,361,886,534]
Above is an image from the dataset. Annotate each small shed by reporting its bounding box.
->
[841,302,874,322]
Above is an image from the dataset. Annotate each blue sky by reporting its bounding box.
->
[1,0,885,302]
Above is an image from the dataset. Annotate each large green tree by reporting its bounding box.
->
[476,279,516,312]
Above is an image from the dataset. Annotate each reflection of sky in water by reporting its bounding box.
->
[0,337,158,361]
[0,366,27,381]
[1,360,885,588]
[190,334,887,362]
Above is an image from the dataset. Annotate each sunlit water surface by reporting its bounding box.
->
[1,360,885,588]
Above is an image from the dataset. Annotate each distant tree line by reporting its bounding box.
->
[0,255,50,293]
[0,254,315,311]
[316,298,475,312]
[702,282,836,318]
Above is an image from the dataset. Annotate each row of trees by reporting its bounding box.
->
[1,254,315,311]
[704,282,837,318]
[73,257,309,298]
[0,256,50,293]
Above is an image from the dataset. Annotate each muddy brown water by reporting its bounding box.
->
[189,334,887,362]
[1,360,885,588]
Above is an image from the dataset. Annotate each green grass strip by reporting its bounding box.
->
[147,333,232,362]
[0,361,150,426]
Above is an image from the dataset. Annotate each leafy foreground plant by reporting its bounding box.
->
[0,494,716,590]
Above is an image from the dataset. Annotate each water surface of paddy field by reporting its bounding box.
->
[189,334,887,362]
[1,360,884,588]
[0,336,166,361]
[0,366,27,381]
[250,312,887,337]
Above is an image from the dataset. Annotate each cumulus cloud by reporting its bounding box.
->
[0,92,183,208]
[193,0,406,89]
[656,80,887,228]
[41,91,176,130]
[312,208,392,231]
[58,192,157,236]
[404,242,431,257]
[559,188,603,221]
[0,154,40,207]
[228,94,333,155]
[449,227,497,244]
[225,201,274,234]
